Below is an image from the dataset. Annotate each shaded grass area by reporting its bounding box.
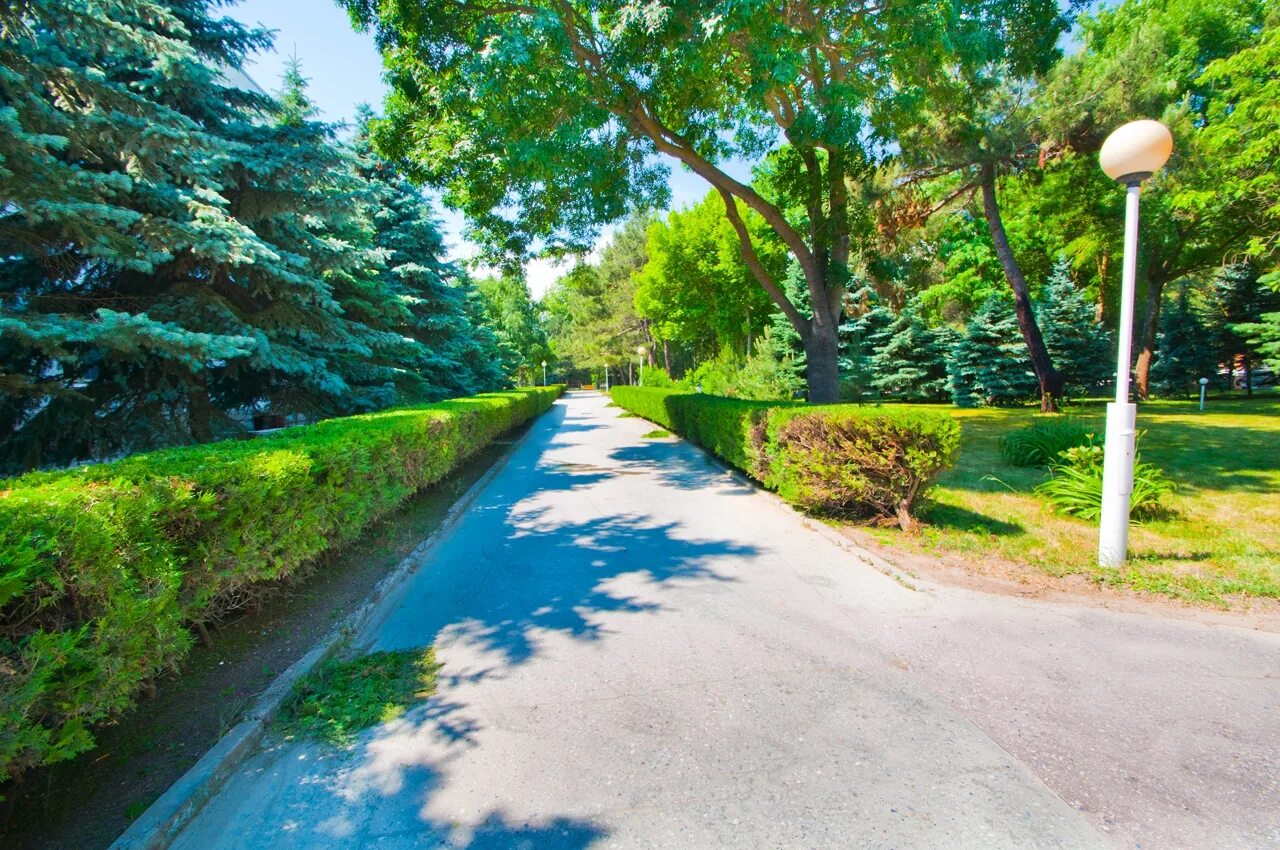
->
[862,395,1280,606]
[277,649,439,747]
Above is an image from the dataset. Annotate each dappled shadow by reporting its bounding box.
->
[180,395,772,848]
[307,419,760,844]
[607,441,757,495]
[552,422,603,434]
[376,505,747,665]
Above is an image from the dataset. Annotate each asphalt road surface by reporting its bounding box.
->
[169,392,1279,850]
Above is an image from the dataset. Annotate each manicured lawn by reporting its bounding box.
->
[863,394,1280,606]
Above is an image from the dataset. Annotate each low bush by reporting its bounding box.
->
[0,386,561,784]
[610,387,960,530]
[766,406,963,529]
[998,418,1092,466]
[1035,440,1176,521]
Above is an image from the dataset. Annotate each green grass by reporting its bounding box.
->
[276,648,438,746]
[642,429,671,438]
[862,396,1280,607]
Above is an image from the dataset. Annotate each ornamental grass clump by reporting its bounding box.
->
[1035,438,1175,521]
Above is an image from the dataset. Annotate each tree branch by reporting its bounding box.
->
[718,189,808,338]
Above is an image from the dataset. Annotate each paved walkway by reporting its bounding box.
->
[171,392,1279,849]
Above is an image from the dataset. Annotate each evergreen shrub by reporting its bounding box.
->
[998,418,1092,466]
[610,388,960,529]
[0,386,562,783]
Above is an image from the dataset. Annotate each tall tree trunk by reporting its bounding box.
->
[1095,251,1110,324]
[1244,353,1253,397]
[189,382,216,442]
[804,312,840,404]
[980,166,1064,412]
[1133,276,1166,401]
[662,339,671,375]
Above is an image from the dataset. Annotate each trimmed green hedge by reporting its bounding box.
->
[0,386,562,783]
[610,387,960,529]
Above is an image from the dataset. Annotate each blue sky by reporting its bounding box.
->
[227,0,750,296]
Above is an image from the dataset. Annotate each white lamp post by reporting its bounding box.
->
[604,366,610,392]
[1199,376,1209,411]
[541,359,547,386]
[636,345,647,387]
[1097,119,1173,567]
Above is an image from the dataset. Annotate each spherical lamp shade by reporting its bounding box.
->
[1099,120,1173,182]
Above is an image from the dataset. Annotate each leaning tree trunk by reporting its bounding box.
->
[1133,276,1166,401]
[980,166,1065,412]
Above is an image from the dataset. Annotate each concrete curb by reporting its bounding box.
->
[108,407,552,850]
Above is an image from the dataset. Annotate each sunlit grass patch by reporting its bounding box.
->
[642,429,671,438]
[862,396,1280,606]
[277,648,439,746]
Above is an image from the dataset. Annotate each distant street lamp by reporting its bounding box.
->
[541,359,547,386]
[604,366,610,392]
[1199,376,1209,412]
[1097,119,1173,568]
[636,345,647,387]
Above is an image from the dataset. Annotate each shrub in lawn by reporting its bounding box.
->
[998,418,1093,466]
[610,387,960,530]
[765,407,962,530]
[1035,441,1175,521]
[277,648,439,747]
[0,386,562,784]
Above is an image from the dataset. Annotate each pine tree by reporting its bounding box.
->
[1206,262,1280,394]
[1037,257,1113,400]
[1150,286,1218,398]
[352,106,503,398]
[869,298,951,401]
[770,262,810,371]
[0,0,277,468]
[1234,312,1280,374]
[838,281,893,400]
[0,6,491,472]
[948,296,1040,407]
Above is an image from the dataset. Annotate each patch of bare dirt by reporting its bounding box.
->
[836,525,1280,634]
[0,434,523,850]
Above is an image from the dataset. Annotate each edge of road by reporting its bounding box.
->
[107,401,561,850]
[625,408,926,594]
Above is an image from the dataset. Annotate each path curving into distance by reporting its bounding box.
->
[168,391,1279,850]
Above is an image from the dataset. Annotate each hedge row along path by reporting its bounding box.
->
[161,392,1276,850]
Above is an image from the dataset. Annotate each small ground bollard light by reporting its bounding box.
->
[1199,377,1209,411]
[636,345,647,386]
[1097,119,1173,568]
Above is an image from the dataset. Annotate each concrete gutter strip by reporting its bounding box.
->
[108,414,548,850]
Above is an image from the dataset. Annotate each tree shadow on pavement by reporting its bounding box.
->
[253,411,757,849]
[607,441,757,495]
